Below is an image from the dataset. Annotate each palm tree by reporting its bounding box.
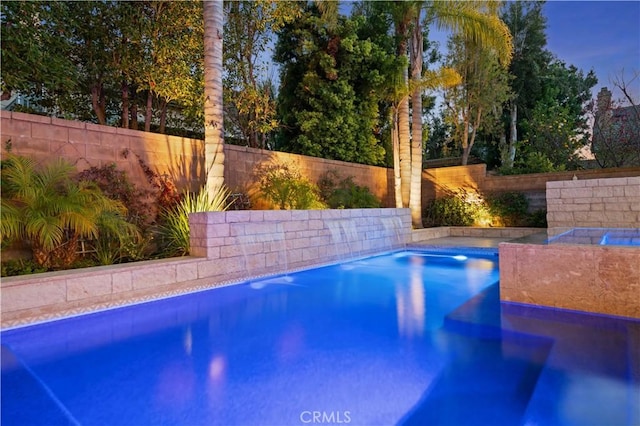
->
[1,155,137,268]
[389,0,513,227]
[388,1,421,209]
[203,0,225,194]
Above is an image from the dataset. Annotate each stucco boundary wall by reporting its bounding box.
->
[546,176,640,230]
[499,242,640,319]
[423,164,640,212]
[4,111,640,210]
[1,208,410,329]
[0,111,394,206]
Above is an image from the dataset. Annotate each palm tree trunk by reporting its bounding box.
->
[391,107,403,208]
[203,0,225,192]
[409,14,424,228]
[398,73,411,208]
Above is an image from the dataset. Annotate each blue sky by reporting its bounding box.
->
[543,1,640,103]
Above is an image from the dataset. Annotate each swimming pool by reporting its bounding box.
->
[2,249,638,425]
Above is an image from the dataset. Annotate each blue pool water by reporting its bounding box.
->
[2,249,639,426]
[548,227,640,246]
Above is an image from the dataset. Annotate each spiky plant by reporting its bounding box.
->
[159,185,231,256]
[1,155,138,268]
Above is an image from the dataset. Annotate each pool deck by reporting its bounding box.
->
[410,236,514,248]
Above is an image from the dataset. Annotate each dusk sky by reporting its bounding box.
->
[340,1,640,105]
[543,1,640,103]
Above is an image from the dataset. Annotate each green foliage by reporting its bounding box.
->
[255,163,326,210]
[1,2,77,103]
[424,189,546,228]
[275,8,400,165]
[485,192,529,226]
[528,209,548,228]
[158,186,231,257]
[1,259,49,277]
[1,155,138,268]
[443,31,512,164]
[499,152,565,175]
[76,163,153,228]
[424,192,479,227]
[224,1,300,148]
[1,1,204,132]
[318,170,381,209]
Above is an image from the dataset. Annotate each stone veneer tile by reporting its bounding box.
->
[206,223,230,238]
[112,271,133,293]
[132,265,177,290]
[264,210,291,221]
[176,262,198,282]
[226,211,251,222]
[67,274,112,301]
[2,280,67,311]
[4,209,415,327]
[291,210,310,220]
[249,211,264,221]
[283,220,308,232]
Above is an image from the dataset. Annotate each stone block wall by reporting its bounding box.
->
[1,208,410,328]
[189,208,411,277]
[546,176,640,228]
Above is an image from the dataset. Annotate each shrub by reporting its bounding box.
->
[318,170,381,209]
[423,191,479,226]
[424,189,545,228]
[1,259,48,277]
[485,192,530,226]
[499,152,566,175]
[1,155,139,268]
[158,186,231,256]
[527,209,548,228]
[76,163,153,227]
[255,162,326,210]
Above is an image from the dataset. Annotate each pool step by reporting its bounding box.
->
[398,330,552,426]
[1,345,79,426]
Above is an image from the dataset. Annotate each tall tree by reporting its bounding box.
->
[443,33,512,166]
[274,5,395,166]
[380,0,512,224]
[1,1,77,105]
[223,1,300,148]
[499,1,550,168]
[203,0,225,192]
[521,60,597,169]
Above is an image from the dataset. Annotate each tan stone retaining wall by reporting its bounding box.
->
[499,241,640,319]
[546,176,640,228]
[1,208,410,329]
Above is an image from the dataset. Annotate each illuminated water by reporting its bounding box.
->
[549,227,640,246]
[2,249,638,425]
